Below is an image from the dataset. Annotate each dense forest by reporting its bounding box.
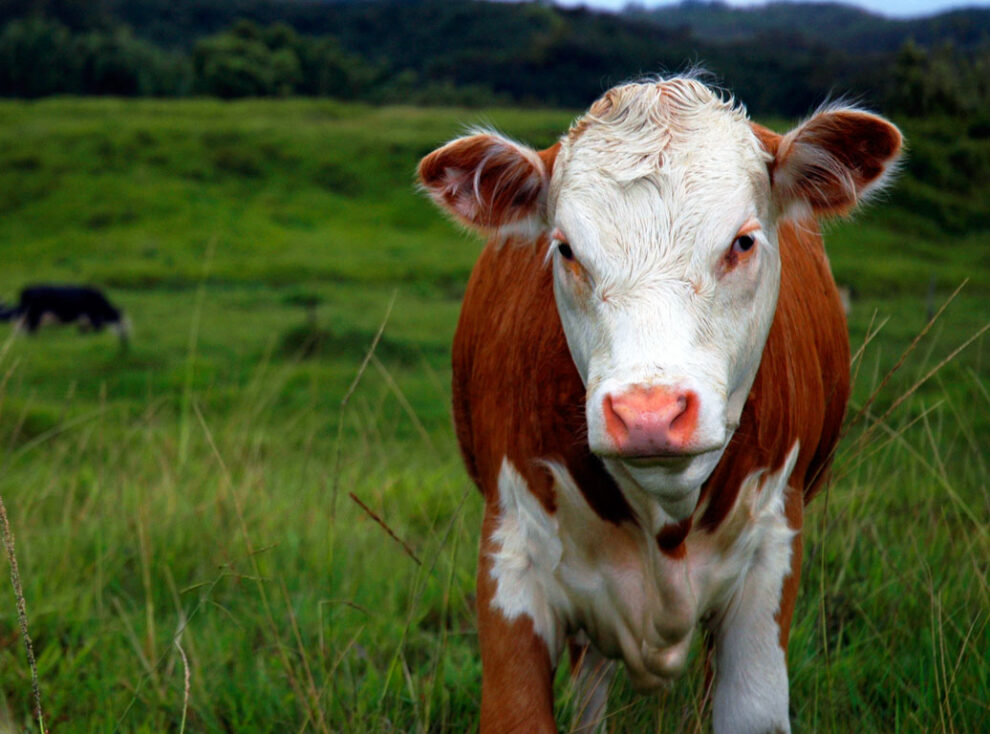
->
[0,0,988,118]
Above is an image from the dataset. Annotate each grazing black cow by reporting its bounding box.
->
[0,285,129,345]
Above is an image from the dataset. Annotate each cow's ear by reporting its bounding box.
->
[769,109,902,218]
[418,132,557,238]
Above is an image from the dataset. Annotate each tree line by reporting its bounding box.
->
[0,16,367,99]
[0,0,988,120]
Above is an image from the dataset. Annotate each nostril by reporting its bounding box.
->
[602,394,630,442]
[668,391,698,438]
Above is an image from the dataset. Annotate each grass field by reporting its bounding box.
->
[0,98,986,732]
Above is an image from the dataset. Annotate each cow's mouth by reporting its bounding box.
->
[621,453,698,468]
[591,438,726,467]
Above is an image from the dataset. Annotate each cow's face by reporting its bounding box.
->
[420,78,901,509]
[547,83,779,498]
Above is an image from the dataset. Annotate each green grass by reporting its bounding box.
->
[0,98,986,732]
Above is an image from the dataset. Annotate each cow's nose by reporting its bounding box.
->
[602,385,699,456]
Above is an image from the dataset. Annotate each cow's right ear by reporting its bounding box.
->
[418,132,557,238]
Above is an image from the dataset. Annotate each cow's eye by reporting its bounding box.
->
[732,234,755,254]
[557,242,575,260]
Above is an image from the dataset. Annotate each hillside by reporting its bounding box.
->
[634,2,990,53]
[1,0,989,117]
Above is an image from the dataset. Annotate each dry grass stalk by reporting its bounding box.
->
[845,279,967,434]
[811,279,977,497]
[331,291,396,517]
[348,491,423,566]
[175,638,191,734]
[0,493,46,733]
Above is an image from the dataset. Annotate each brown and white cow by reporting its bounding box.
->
[418,77,901,734]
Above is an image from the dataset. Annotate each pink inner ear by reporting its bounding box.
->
[436,167,478,220]
[418,134,553,233]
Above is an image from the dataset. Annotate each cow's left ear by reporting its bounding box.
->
[762,109,902,218]
[418,132,558,238]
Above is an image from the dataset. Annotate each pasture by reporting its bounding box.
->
[0,98,986,732]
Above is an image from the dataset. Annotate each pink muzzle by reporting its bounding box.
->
[602,385,700,457]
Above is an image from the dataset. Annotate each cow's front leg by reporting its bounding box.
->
[477,500,561,734]
[710,520,802,734]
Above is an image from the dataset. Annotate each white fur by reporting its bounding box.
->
[489,459,567,662]
[710,443,800,734]
[429,80,894,519]
[487,444,801,731]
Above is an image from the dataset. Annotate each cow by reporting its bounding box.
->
[417,76,901,734]
[0,285,129,346]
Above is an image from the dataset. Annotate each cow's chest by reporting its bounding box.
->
[488,446,799,690]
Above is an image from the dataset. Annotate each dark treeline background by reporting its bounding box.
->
[0,0,988,119]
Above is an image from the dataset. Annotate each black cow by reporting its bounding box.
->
[0,285,129,345]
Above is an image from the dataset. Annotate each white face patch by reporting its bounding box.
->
[547,80,781,510]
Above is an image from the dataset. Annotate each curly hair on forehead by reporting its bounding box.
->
[553,75,762,196]
[566,72,748,144]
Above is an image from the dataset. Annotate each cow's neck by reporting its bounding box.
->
[602,459,702,534]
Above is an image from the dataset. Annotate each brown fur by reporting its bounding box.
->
[774,111,902,216]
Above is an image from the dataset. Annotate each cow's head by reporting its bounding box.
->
[419,78,900,513]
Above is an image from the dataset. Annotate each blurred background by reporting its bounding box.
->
[2,0,990,115]
[0,1,987,732]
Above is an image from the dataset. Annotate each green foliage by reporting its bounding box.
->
[194,21,294,98]
[889,39,990,117]
[76,25,190,96]
[0,17,190,97]
[867,116,990,234]
[2,0,990,118]
[0,98,985,732]
[294,34,371,100]
[0,16,76,97]
[191,19,372,99]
